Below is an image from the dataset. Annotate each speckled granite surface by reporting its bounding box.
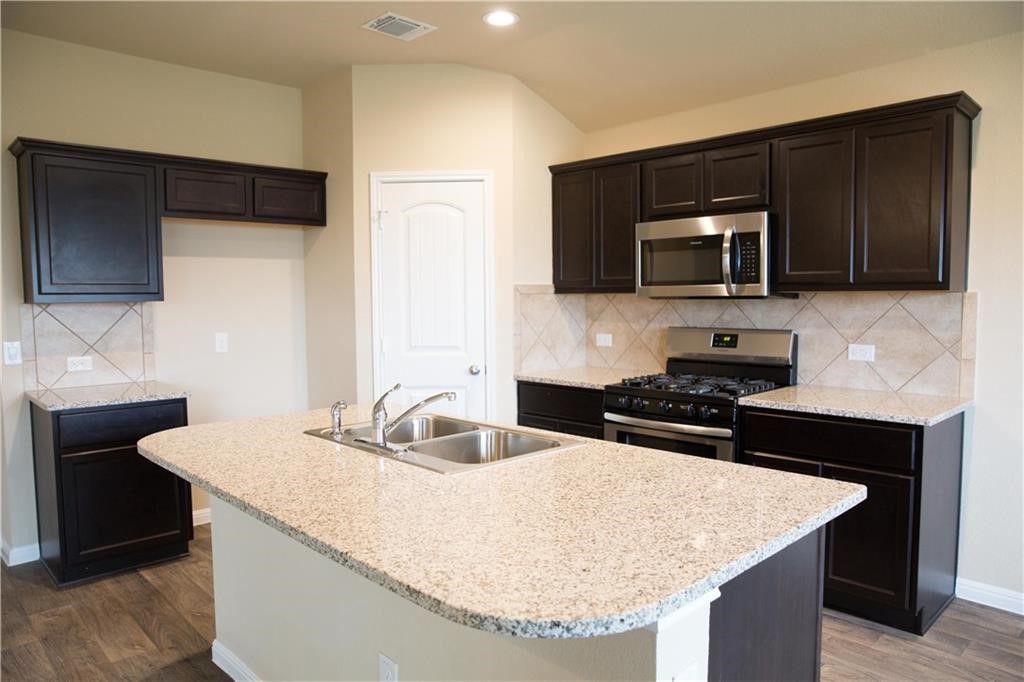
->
[26,381,189,412]
[138,406,864,638]
[740,385,973,426]
[515,367,645,390]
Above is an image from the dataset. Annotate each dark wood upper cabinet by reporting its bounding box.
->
[552,170,595,291]
[23,152,162,302]
[10,138,327,303]
[253,175,325,224]
[642,153,702,219]
[775,130,855,287]
[704,142,770,211]
[855,114,947,287]
[165,167,247,216]
[594,163,640,289]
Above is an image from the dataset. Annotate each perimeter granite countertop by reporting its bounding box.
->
[139,405,864,638]
[26,381,190,412]
[739,385,973,427]
[514,367,645,390]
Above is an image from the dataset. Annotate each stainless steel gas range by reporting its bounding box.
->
[603,327,797,461]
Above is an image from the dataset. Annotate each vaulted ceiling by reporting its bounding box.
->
[3,2,1020,130]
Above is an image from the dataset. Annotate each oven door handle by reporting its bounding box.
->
[603,412,733,439]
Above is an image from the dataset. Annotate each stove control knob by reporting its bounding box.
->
[636,399,650,410]
[698,405,712,420]
[617,396,632,409]
[681,403,695,418]
[659,400,672,414]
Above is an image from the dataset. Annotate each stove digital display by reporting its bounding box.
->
[711,333,739,348]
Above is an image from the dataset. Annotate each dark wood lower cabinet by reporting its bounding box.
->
[30,398,192,586]
[516,381,604,439]
[742,408,964,634]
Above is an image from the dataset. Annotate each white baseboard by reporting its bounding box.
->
[957,577,1024,615]
[212,639,259,681]
[1,541,40,567]
[193,507,211,526]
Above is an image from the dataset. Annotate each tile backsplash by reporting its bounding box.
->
[20,303,155,391]
[515,285,977,398]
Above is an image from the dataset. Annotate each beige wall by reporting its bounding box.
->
[302,69,357,409]
[584,32,1024,596]
[1,30,308,549]
[350,64,582,420]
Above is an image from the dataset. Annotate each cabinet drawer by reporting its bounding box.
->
[743,410,916,472]
[58,401,187,452]
[517,382,604,426]
[165,167,246,215]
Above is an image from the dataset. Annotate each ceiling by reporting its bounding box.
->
[2,2,1021,131]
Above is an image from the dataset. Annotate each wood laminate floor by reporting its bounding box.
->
[2,524,1022,680]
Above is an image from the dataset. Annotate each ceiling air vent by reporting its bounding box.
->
[362,12,437,41]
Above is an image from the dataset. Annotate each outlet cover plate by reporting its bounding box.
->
[67,356,94,372]
[378,653,398,682]
[3,341,22,366]
[847,344,876,362]
[215,332,229,353]
[595,333,613,347]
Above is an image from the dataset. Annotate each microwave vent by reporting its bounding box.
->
[362,12,437,41]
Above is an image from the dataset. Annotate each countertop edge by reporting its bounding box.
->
[738,395,974,426]
[138,439,865,638]
[27,389,191,412]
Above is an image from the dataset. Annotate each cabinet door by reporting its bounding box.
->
[776,131,855,287]
[253,176,325,224]
[60,447,191,566]
[594,163,640,291]
[642,153,702,218]
[748,451,823,477]
[855,114,947,286]
[165,167,247,216]
[704,142,770,211]
[552,171,595,290]
[822,463,915,610]
[30,154,161,300]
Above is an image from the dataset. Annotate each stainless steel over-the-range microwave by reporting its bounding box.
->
[636,211,769,298]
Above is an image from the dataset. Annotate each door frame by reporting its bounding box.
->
[369,171,497,419]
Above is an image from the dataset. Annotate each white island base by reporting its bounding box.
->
[208,499,721,681]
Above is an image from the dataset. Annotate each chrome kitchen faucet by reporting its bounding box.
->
[362,383,456,447]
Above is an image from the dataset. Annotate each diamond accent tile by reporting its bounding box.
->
[902,351,960,396]
[520,293,560,336]
[539,312,585,367]
[637,305,685,364]
[520,341,561,372]
[34,312,90,387]
[812,355,889,391]
[670,300,728,327]
[859,306,945,390]
[46,303,130,345]
[93,310,144,381]
[588,303,636,367]
[712,303,755,329]
[736,296,807,329]
[613,339,662,372]
[787,306,848,383]
[900,292,962,348]
[810,293,897,341]
[585,294,610,323]
[563,294,587,330]
[610,295,666,334]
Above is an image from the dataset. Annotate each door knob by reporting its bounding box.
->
[468,365,482,375]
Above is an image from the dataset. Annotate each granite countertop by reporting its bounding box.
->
[138,405,864,639]
[740,385,973,426]
[26,381,190,412]
[514,367,645,390]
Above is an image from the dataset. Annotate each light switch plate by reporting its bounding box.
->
[378,653,398,682]
[215,332,229,353]
[595,333,613,347]
[3,341,22,366]
[67,356,93,372]
[848,343,876,362]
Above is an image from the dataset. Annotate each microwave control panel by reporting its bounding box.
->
[736,232,761,284]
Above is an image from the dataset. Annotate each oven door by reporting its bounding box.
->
[636,212,769,298]
[604,413,734,462]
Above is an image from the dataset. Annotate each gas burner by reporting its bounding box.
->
[620,373,777,397]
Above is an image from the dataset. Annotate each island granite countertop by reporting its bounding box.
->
[138,405,864,638]
[27,381,189,412]
[740,385,973,426]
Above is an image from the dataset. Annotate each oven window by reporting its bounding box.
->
[614,430,721,459]
[640,235,724,286]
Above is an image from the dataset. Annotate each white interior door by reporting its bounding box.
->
[374,177,488,419]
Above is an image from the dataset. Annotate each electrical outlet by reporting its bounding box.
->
[67,356,93,372]
[847,344,876,362]
[3,341,22,366]
[215,332,229,353]
[595,333,613,347]
[378,653,398,682]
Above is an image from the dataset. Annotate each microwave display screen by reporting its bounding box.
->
[640,234,724,287]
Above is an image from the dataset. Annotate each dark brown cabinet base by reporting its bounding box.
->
[517,381,604,439]
[30,399,193,586]
[742,408,964,634]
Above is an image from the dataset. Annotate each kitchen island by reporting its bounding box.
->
[139,406,864,681]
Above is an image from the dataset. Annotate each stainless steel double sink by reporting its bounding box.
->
[305,415,581,474]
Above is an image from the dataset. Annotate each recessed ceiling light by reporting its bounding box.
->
[483,10,519,27]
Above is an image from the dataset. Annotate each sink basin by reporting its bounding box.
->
[305,416,580,474]
[406,429,561,464]
[344,415,477,444]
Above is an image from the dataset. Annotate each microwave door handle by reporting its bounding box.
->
[722,226,737,296]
